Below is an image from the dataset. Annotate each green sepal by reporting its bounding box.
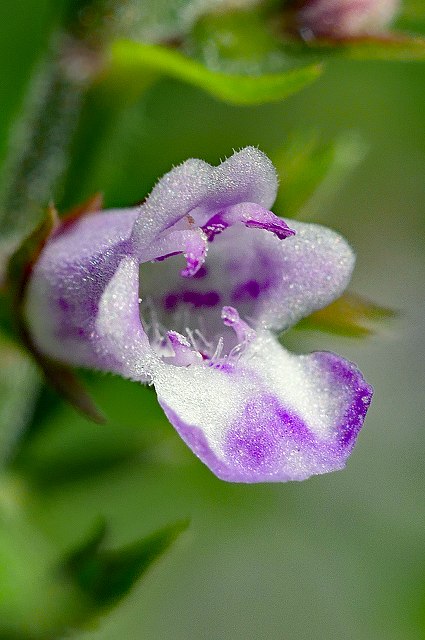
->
[295,292,396,337]
[0,208,57,468]
[4,203,57,330]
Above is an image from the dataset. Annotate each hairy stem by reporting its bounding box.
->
[0,45,82,256]
[0,1,110,280]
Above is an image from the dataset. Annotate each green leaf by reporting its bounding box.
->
[64,519,189,610]
[295,292,396,338]
[322,34,425,61]
[188,8,308,75]
[0,486,187,639]
[273,133,336,219]
[107,39,322,106]
[394,0,425,36]
[281,31,425,62]
[0,476,89,640]
[272,132,366,219]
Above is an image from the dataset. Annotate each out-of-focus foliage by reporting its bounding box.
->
[64,518,188,612]
[0,479,88,640]
[0,0,59,170]
[272,131,366,219]
[107,39,321,105]
[13,376,171,487]
[0,339,39,468]
[295,292,396,337]
[395,0,425,34]
[93,0,266,43]
[0,478,187,640]
[187,7,310,74]
[291,32,425,61]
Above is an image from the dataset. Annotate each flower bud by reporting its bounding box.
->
[296,0,400,39]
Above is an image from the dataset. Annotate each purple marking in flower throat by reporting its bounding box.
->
[163,290,220,311]
[232,279,271,301]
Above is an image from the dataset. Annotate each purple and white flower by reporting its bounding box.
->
[24,147,372,482]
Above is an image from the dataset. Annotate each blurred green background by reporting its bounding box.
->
[1,1,425,639]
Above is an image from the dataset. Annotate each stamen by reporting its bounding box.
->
[207,307,257,369]
[221,306,256,345]
[141,298,172,356]
[180,229,208,278]
[194,328,214,352]
[165,331,203,366]
[209,337,224,366]
[185,326,198,351]
[141,300,257,369]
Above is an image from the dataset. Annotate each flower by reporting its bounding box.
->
[24,147,372,483]
[295,0,400,39]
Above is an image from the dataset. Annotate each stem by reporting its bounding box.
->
[0,0,110,281]
[0,41,84,260]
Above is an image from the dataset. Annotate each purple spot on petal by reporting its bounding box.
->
[225,395,310,474]
[313,352,373,450]
[182,290,220,308]
[232,278,272,302]
[53,239,130,346]
[164,293,180,311]
[233,279,261,300]
[163,289,221,311]
[58,297,70,312]
[211,361,235,373]
[191,265,208,279]
[160,371,371,483]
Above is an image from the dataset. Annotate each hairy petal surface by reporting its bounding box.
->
[95,256,157,381]
[25,209,139,371]
[156,331,372,482]
[24,147,372,484]
[131,147,279,255]
[248,220,356,330]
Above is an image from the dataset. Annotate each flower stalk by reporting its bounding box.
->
[0,1,112,283]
